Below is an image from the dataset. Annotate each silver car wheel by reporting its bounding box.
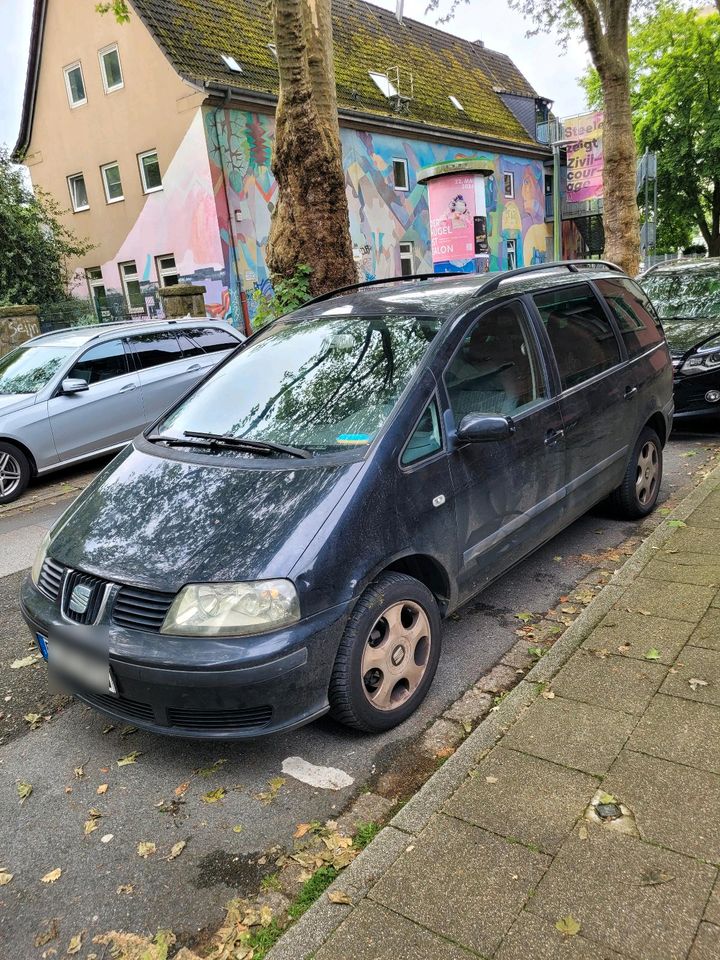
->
[0,451,22,498]
[361,600,432,711]
[636,440,659,505]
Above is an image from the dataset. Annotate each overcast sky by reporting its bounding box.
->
[0,0,589,153]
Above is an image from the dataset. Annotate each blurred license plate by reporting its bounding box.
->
[47,635,115,696]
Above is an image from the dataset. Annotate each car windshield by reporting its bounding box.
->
[642,267,720,351]
[0,344,75,395]
[157,313,442,455]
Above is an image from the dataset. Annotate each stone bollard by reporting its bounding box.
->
[158,284,207,319]
[0,305,41,354]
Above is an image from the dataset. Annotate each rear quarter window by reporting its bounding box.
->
[128,331,183,370]
[183,326,239,353]
[595,277,664,359]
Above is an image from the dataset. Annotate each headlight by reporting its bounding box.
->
[160,580,301,637]
[679,350,720,375]
[31,531,52,587]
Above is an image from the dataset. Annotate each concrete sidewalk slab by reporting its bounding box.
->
[550,649,667,716]
[628,694,720,775]
[617,578,716,622]
[642,555,720,586]
[583,609,694,664]
[689,610,720,651]
[495,911,625,960]
[661,646,720,707]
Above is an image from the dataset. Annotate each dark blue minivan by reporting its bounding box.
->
[21,262,674,738]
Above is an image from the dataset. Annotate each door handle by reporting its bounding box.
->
[545,428,564,446]
[119,383,136,393]
[624,385,638,399]
[186,363,202,372]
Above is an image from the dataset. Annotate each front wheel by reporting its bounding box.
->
[0,442,30,504]
[608,426,662,519]
[328,572,442,733]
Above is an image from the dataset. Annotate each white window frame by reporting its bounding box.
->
[98,43,124,93]
[63,61,87,108]
[221,53,242,72]
[86,267,108,319]
[119,260,144,314]
[137,149,163,194]
[449,95,464,111]
[267,42,277,60]
[392,157,409,192]
[67,173,89,212]
[503,172,515,199]
[506,238,518,270]
[101,162,124,204]
[369,71,397,98]
[399,241,414,277]
[155,254,178,287]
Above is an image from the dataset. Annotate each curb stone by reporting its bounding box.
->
[266,459,720,960]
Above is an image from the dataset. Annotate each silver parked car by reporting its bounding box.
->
[0,319,245,503]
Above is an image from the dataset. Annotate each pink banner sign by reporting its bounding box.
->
[564,111,604,202]
[428,174,485,264]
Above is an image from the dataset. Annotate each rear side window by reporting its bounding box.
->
[67,340,128,385]
[595,277,663,358]
[533,283,621,390]
[129,331,183,370]
[182,326,239,353]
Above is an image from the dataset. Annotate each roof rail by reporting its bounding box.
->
[31,317,182,343]
[479,259,624,296]
[301,272,466,308]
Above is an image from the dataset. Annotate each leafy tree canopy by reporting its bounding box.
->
[0,149,93,307]
[581,3,720,254]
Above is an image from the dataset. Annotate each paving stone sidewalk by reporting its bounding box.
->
[269,464,720,960]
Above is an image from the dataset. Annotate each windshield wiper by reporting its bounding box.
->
[183,430,312,459]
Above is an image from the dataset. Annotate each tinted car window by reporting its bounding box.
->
[176,333,205,359]
[402,399,443,466]
[595,277,663,358]
[533,283,621,390]
[67,340,128,385]
[129,331,183,370]
[183,326,239,354]
[445,301,546,418]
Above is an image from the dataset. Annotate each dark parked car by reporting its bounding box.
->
[639,258,720,419]
[21,262,674,739]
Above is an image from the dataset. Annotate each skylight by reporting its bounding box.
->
[449,95,464,111]
[268,43,277,59]
[369,71,398,98]
[221,54,243,73]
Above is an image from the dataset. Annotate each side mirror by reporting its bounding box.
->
[61,378,89,395]
[456,413,515,442]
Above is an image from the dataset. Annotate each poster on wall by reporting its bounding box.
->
[428,174,487,266]
[564,111,604,202]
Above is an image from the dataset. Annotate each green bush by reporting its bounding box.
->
[251,265,312,330]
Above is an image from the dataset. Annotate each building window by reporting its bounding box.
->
[392,158,409,191]
[86,267,109,319]
[119,261,144,313]
[67,173,89,212]
[99,43,124,93]
[369,71,397,98]
[449,95,464,111]
[399,241,414,277]
[138,150,162,193]
[506,238,518,270]
[503,172,515,198]
[221,53,242,72]
[267,43,277,59]
[63,62,86,107]
[101,162,124,203]
[156,254,179,287]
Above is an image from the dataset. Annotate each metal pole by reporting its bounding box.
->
[644,148,649,260]
[653,155,658,259]
[553,125,561,260]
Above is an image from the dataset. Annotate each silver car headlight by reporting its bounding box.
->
[160,580,301,637]
[680,349,720,375]
[31,530,52,587]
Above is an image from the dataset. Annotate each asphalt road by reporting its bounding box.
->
[0,426,718,958]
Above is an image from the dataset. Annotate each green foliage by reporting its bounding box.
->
[95,0,130,22]
[260,872,282,892]
[353,821,381,849]
[287,866,339,920]
[245,919,284,959]
[581,4,720,253]
[251,265,313,330]
[0,149,93,308]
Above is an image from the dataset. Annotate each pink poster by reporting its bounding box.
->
[428,174,485,263]
[564,111,604,202]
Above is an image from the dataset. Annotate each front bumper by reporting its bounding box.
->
[20,576,350,739]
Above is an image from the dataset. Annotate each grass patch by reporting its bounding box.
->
[353,821,381,849]
[260,872,281,892]
[287,865,339,921]
[246,919,284,959]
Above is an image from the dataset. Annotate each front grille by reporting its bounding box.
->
[112,586,175,632]
[38,557,65,601]
[80,690,155,723]
[166,705,273,731]
[62,570,106,624]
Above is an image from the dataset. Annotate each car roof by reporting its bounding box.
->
[641,257,720,278]
[26,317,239,350]
[289,261,628,321]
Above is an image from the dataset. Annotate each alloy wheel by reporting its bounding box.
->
[0,452,22,499]
[636,440,659,505]
[361,600,431,711]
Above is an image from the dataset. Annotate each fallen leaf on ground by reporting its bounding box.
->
[96,784,108,795]
[541,689,555,700]
[93,930,177,960]
[515,612,533,622]
[137,841,156,858]
[10,654,42,669]
[117,751,141,767]
[167,840,186,861]
[102,724,115,734]
[644,648,661,661]
[688,678,709,691]
[84,817,100,836]
[202,787,227,804]
[33,919,58,946]
[556,915,581,936]
[17,781,32,803]
[597,791,617,805]
[41,868,62,884]
[328,890,353,904]
[667,520,687,528]
[294,823,313,839]
[174,781,189,797]
[256,776,286,804]
[117,884,134,894]
[194,758,227,778]
[74,765,85,779]
[67,932,83,954]
[0,871,13,885]
[24,712,43,729]
[120,725,138,737]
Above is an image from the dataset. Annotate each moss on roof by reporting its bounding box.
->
[131,0,543,148]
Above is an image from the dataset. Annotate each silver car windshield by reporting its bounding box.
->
[157,313,442,455]
[0,344,75,395]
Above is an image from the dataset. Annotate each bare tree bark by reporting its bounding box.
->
[267,0,357,296]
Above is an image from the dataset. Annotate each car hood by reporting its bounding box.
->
[0,393,36,415]
[661,316,720,357]
[49,444,362,591]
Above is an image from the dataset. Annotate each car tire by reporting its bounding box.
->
[328,572,442,733]
[608,426,662,519]
[0,441,30,504]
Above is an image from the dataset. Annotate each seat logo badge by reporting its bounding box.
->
[433,494,446,508]
[69,584,92,614]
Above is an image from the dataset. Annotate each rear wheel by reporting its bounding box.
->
[608,426,662,519]
[0,442,30,504]
[329,572,441,732]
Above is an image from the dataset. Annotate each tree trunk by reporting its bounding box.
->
[710,179,720,258]
[267,0,357,297]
